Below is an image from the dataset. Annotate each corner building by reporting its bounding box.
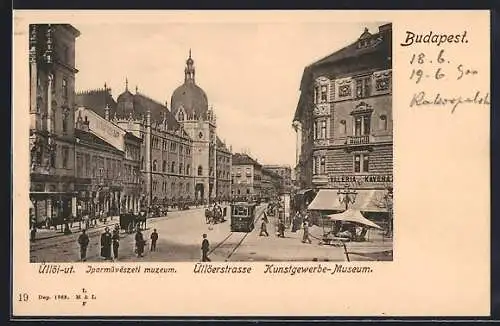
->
[292,23,393,214]
[29,24,80,227]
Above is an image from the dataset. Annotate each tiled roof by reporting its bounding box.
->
[293,24,391,122]
[76,88,117,118]
[216,136,230,153]
[75,128,122,154]
[129,92,180,132]
[232,153,261,167]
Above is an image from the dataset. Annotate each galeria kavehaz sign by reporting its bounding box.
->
[329,174,393,185]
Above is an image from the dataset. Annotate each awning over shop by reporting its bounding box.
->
[307,189,389,212]
[30,191,77,200]
[296,189,313,196]
[327,209,382,229]
[351,189,388,213]
[307,189,345,211]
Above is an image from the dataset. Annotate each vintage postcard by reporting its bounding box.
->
[12,10,490,317]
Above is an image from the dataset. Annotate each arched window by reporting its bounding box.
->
[198,165,203,176]
[178,111,184,121]
[152,160,157,172]
[171,161,175,173]
[162,160,167,172]
[379,115,388,130]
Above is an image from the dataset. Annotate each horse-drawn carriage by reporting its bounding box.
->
[119,211,148,233]
[205,205,225,225]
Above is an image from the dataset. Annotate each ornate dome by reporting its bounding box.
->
[116,78,136,118]
[170,50,209,120]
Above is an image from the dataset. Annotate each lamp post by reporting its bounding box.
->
[337,184,357,211]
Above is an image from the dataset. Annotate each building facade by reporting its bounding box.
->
[29,24,80,226]
[76,52,232,206]
[74,107,142,216]
[231,153,262,199]
[262,165,292,194]
[292,23,393,215]
[261,168,283,200]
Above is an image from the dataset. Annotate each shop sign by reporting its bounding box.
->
[329,174,393,187]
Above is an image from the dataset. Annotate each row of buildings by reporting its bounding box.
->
[28,24,290,226]
[291,23,393,224]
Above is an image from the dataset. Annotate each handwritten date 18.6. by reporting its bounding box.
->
[409,68,445,84]
[409,49,448,65]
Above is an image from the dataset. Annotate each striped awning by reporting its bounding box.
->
[308,189,389,212]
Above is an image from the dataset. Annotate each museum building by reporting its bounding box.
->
[77,51,232,206]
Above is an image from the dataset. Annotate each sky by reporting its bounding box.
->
[73,20,383,167]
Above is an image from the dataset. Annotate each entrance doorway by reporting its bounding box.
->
[195,183,204,202]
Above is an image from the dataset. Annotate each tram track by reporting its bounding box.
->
[208,204,266,261]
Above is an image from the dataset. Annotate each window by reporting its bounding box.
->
[354,117,362,136]
[320,156,326,174]
[186,164,191,175]
[198,165,203,176]
[353,115,371,136]
[178,111,184,121]
[320,85,328,102]
[179,163,183,174]
[62,78,68,100]
[320,120,327,139]
[62,110,68,133]
[246,189,250,194]
[141,157,144,170]
[171,161,175,173]
[355,76,371,99]
[313,121,318,140]
[62,146,69,169]
[152,160,157,172]
[162,160,167,172]
[379,115,387,130]
[186,183,189,192]
[354,154,369,173]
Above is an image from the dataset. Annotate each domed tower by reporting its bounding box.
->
[116,78,135,119]
[170,50,217,202]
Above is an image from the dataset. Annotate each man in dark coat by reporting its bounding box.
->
[150,229,158,251]
[201,233,211,262]
[100,227,112,260]
[259,219,269,236]
[302,221,312,244]
[135,228,145,257]
[78,229,89,261]
[112,225,120,260]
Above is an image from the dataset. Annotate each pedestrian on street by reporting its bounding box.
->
[100,227,112,260]
[201,233,211,262]
[135,228,145,257]
[277,218,285,238]
[259,219,269,237]
[302,221,312,244]
[150,229,158,251]
[78,229,89,262]
[30,217,37,242]
[112,225,120,260]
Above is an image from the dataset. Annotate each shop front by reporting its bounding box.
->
[307,173,393,234]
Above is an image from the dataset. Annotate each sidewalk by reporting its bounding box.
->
[33,216,120,241]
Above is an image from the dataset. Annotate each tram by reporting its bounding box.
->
[230,202,256,232]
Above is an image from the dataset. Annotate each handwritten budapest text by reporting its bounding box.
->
[402,30,489,113]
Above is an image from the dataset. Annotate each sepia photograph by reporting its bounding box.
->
[28,21,393,263]
[13,10,491,317]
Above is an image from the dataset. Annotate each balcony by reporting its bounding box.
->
[347,135,370,145]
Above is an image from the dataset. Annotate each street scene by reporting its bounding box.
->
[28,21,393,263]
